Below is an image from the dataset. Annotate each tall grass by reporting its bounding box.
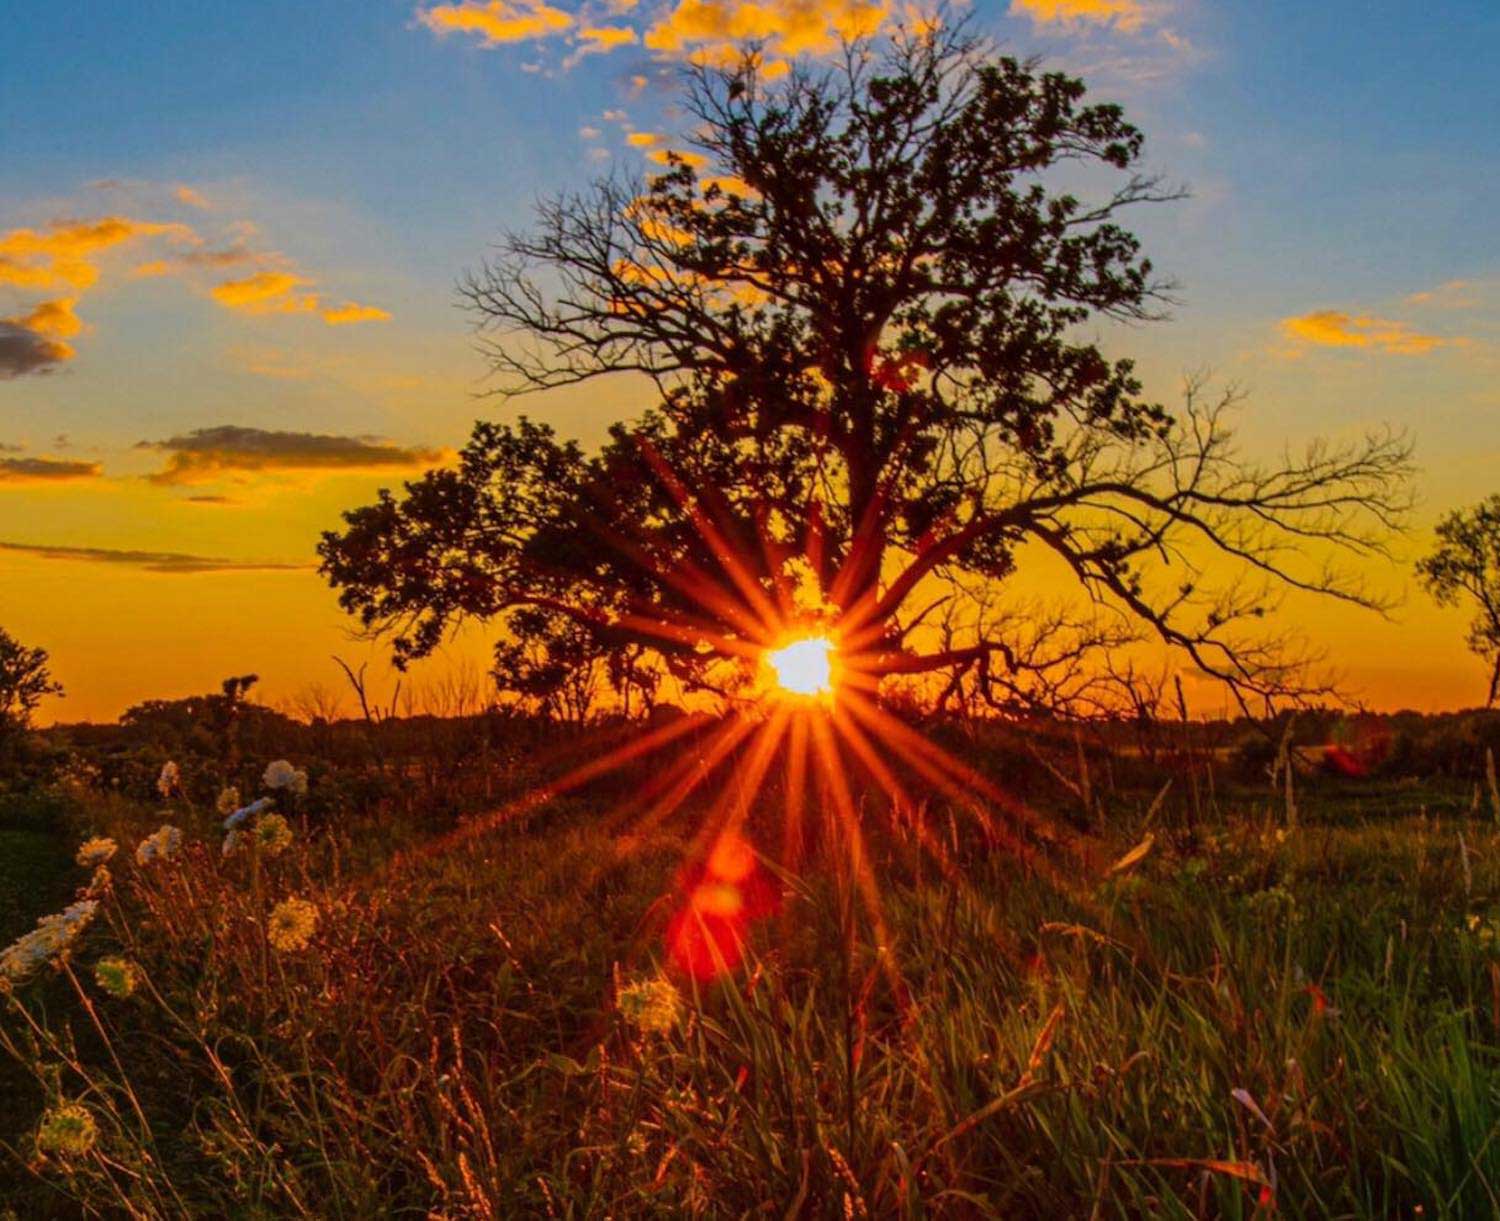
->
[4,779,1500,1217]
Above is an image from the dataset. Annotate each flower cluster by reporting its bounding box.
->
[1,900,99,985]
[93,956,139,999]
[36,1103,97,1158]
[253,813,294,857]
[263,759,308,795]
[617,976,683,1036]
[1245,885,1298,922]
[156,759,181,799]
[75,836,117,868]
[135,824,182,866]
[221,797,296,859]
[267,897,318,952]
[215,786,241,816]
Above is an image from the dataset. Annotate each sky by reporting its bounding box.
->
[1,0,1497,723]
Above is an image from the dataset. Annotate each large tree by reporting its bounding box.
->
[1417,495,1500,706]
[321,18,1411,716]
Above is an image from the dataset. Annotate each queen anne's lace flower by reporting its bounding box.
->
[267,898,318,952]
[93,956,138,999]
[135,824,182,866]
[263,760,308,795]
[37,1103,97,1158]
[75,836,117,868]
[1,900,99,984]
[254,813,294,857]
[223,796,272,831]
[156,760,181,798]
[617,977,683,1036]
[215,786,241,816]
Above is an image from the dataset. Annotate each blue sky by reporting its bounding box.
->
[1,0,1497,718]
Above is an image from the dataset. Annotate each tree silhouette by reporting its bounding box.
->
[1418,495,1500,707]
[0,626,62,737]
[321,18,1412,715]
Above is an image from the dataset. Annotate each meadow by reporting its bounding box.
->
[3,713,1500,1219]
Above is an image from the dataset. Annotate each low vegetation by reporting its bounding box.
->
[4,710,1500,1218]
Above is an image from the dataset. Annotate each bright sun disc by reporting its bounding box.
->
[766,636,836,696]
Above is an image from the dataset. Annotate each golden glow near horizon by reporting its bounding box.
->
[765,635,836,697]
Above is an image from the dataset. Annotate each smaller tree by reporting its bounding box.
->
[0,627,63,736]
[1417,496,1500,706]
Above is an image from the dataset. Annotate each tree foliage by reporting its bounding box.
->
[321,17,1411,716]
[1418,495,1500,706]
[0,626,63,735]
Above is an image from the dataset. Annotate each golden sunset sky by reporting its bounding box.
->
[2,0,1497,722]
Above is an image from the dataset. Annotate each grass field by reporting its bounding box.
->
[3,760,1500,1217]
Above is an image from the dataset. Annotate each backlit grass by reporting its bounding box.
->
[3,775,1500,1217]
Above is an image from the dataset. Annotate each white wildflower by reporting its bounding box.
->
[223,796,272,831]
[1,900,99,984]
[263,760,308,795]
[156,760,180,798]
[135,824,182,866]
[75,837,117,868]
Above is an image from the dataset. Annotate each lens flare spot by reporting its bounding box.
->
[708,833,755,883]
[766,636,835,696]
[693,880,744,917]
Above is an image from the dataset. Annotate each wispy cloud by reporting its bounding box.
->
[0,192,391,374]
[322,302,393,325]
[1010,0,1147,31]
[419,0,574,45]
[0,216,194,293]
[418,0,892,72]
[0,455,103,483]
[210,270,390,326]
[0,540,307,574]
[137,425,446,485]
[1406,279,1491,310]
[173,185,212,210]
[1279,309,1467,356]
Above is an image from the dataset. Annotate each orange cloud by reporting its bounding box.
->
[14,298,82,340]
[643,0,888,58]
[578,23,638,51]
[211,271,320,315]
[1009,0,1147,29]
[626,131,660,147]
[210,272,390,325]
[322,302,392,326]
[1279,310,1464,356]
[0,300,80,377]
[648,147,708,168]
[1407,279,1485,309]
[131,244,258,279]
[0,216,194,292]
[419,0,573,45]
[174,185,212,210]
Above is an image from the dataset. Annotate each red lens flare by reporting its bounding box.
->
[667,833,778,980]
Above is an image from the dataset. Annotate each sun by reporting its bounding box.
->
[765,635,836,697]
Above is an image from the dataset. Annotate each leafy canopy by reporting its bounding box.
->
[1418,495,1500,706]
[0,626,62,734]
[321,17,1410,716]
